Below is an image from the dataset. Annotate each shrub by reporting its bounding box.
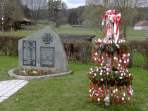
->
[0,36,93,63]
[64,41,93,63]
[0,36,147,67]
[0,37,22,56]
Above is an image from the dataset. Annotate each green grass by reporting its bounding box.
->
[0,24,144,41]
[133,52,145,67]
[126,28,145,41]
[0,31,33,37]
[0,56,17,80]
[0,23,50,37]
[56,25,101,37]
[0,56,148,111]
[56,25,145,41]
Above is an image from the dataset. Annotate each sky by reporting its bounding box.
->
[63,0,85,8]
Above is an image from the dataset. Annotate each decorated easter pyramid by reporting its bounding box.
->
[88,10,133,106]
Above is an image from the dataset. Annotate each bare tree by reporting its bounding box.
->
[48,0,67,27]
[23,0,48,20]
[0,0,24,31]
[111,0,138,39]
[13,0,24,20]
[103,0,109,7]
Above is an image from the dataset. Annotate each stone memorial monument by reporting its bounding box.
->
[8,27,71,80]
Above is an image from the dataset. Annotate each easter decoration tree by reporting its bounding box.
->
[88,10,133,106]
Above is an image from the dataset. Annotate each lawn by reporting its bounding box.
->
[0,24,145,41]
[56,25,101,36]
[56,25,145,41]
[0,56,18,80]
[0,56,148,111]
[126,28,145,41]
[0,23,50,37]
[0,31,33,37]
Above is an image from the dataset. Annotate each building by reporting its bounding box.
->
[136,0,148,7]
[85,0,148,7]
[134,20,148,40]
[0,0,8,18]
[0,0,9,31]
[85,0,103,6]
[134,20,148,30]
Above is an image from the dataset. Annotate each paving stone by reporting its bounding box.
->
[0,80,28,103]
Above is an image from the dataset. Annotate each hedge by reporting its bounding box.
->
[0,37,22,56]
[0,36,148,68]
[0,36,92,63]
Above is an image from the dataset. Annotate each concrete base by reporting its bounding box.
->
[8,68,72,80]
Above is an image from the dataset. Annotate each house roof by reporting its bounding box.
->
[22,18,32,22]
[135,20,148,26]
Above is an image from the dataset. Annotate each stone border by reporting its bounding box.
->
[8,68,72,80]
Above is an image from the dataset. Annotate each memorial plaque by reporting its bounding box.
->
[19,27,68,72]
[22,40,36,66]
[40,47,55,67]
